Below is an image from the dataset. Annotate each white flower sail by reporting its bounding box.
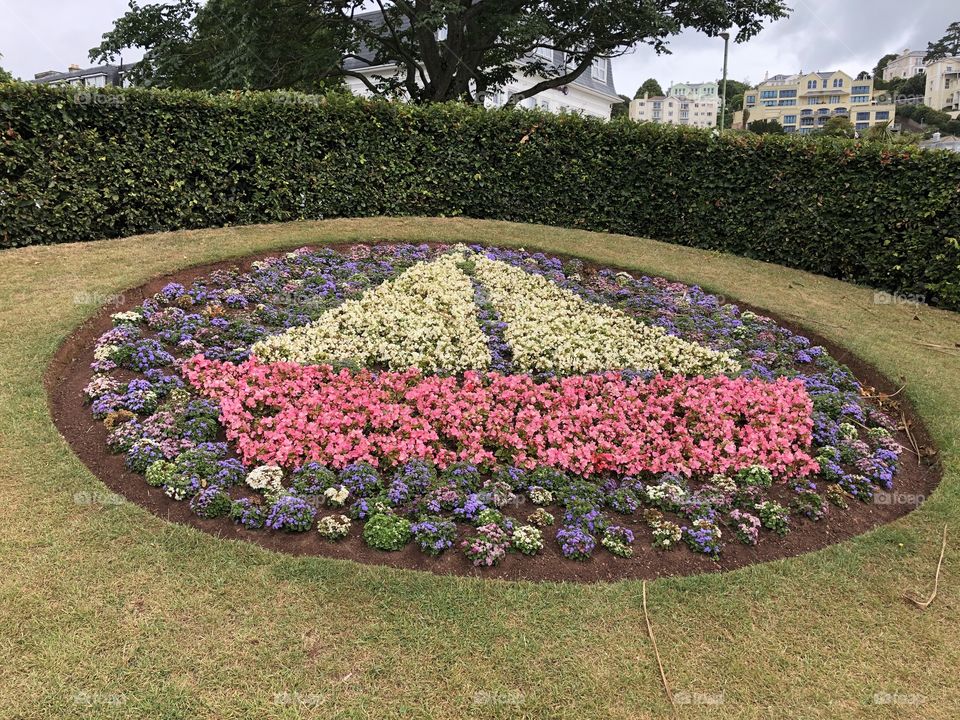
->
[251,251,491,373]
[251,249,739,376]
[471,255,739,376]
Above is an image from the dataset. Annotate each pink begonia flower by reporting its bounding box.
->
[184,356,820,480]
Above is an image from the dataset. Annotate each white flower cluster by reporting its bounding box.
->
[246,465,285,497]
[511,525,544,555]
[471,255,739,376]
[317,514,352,540]
[645,482,687,508]
[93,344,119,362]
[110,311,142,326]
[324,486,349,507]
[252,252,491,373]
[651,521,683,549]
[528,486,553,506]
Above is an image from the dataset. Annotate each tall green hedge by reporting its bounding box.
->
[2,84,959,307]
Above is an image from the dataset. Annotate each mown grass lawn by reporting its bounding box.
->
[0,217,957,719]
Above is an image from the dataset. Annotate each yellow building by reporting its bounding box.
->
[924,57,960,117]
[733,70,896,134]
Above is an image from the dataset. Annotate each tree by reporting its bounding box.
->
[925,21,960,62]
[91,0,341,91]
[332,0,788,106]
[634,78,664,99]
[855,70,871,81]
[747,118,783,134]
[900,72,926,98]
[864,120,893,142]
[820,116,855,138]
[873,52,898,79]
[610,94,632,118]
[717,78,749,128]
[95,0,789,104]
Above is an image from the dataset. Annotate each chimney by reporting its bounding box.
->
[68,64,80,71]
[644,93,649,100]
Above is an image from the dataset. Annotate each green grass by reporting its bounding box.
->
[1,218,958,719]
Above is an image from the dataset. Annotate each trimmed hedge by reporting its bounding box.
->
[2,84,959,308]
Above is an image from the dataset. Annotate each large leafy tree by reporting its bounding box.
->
[333,0,789,104]
[873,52,898,79]
[91,0,341,91]
[747,118,783,134]
[610,93,632,118]
[95,0,789,103]
[634,78,664,98]
[717,77,749,127]
[925,21,960,62]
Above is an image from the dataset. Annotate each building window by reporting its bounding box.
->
[833,78,843,87]
[760,90,777,98]
[856,122,869,130]
[807,80,817,89]
[856,111,869,121]
[536,45,553,62]
[818,108,830,115]
[591,58,607,82]
[851,95,869,103]
[784,115,797,124]
[779,89,797,98]
[801,109,812,116]
[746,95,756,104]
[851,85,870,94]
[822,79,828,88]
[875,111,889,120]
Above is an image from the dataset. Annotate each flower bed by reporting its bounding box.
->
[80,242,904,569]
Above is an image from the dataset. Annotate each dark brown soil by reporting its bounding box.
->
[44,244,943,583]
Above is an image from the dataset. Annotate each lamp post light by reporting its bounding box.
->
[719,31,730,131]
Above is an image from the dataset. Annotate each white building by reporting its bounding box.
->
[628,94,718,129]
[924,56,960,117]
[883,49,927,81]
[666,81,719,102]
[341,12,619,119]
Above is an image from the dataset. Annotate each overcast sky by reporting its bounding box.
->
[0,0,955,93]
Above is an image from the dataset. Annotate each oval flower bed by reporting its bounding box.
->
[77,243,906,571]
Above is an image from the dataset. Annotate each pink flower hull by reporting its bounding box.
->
[184,356,819,479]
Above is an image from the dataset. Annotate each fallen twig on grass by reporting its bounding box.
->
[861,384,907,400]
[642,581,678,718]
[901,412,923,461]
[906,525,948,610]
[907,340,960,357]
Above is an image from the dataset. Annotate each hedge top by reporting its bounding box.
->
[2,84,959,308]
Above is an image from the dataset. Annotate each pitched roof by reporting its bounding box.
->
[30,64,124,85]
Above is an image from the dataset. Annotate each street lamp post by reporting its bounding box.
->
[719,31,730,131]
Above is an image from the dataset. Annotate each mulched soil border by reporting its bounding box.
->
[44,241,943,583]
